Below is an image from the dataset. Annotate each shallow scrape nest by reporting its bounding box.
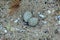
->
[0,0,60,40]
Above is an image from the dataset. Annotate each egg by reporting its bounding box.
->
[28,17,38,26]
[23,11,32,22]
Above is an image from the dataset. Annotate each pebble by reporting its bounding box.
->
[56,15,60,20]
[39,14,45,18]
[0,25,3,29]
[55,15,60,24]
[4,29,7,33]
[47,10,51,14]
[58,21,60,24]
[38,12,46,19]
[0,25,7,34]
[42,21,47,25]
[14,18,20,23]
[55,28,60,34]
[28,17,38,26]
[23,11,32,22]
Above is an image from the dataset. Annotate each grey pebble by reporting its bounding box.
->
[55,15,60,20]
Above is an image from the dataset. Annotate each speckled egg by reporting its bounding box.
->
[28,17,38,26]
[23,11,32,22]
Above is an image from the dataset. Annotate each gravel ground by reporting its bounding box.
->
[0,0,60,40]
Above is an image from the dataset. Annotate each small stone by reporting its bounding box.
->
[55,15,60,24]
[14,19,19,23]
[55,28,60,34]
[4,30,7,33]
[39,14,45,18]
[56,15,60,20]
[58,21,60,24]
[0,25,3,29]
[42,21,47,25]
[47,10,51,14]
[54,29,59,34]
[38,12,46,19]
[28,17,38,26]
[23,11,32,22]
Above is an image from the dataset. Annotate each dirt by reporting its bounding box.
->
[0,0,60,40]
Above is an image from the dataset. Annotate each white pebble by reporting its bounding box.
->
[47,10,51,14]
[14,18,20,23]
[4,30,7,33]
[39,14,45,18]
[14,19,19,23]
[58,21,60,24]
[42,21,47,24]
[38,12,46,19]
